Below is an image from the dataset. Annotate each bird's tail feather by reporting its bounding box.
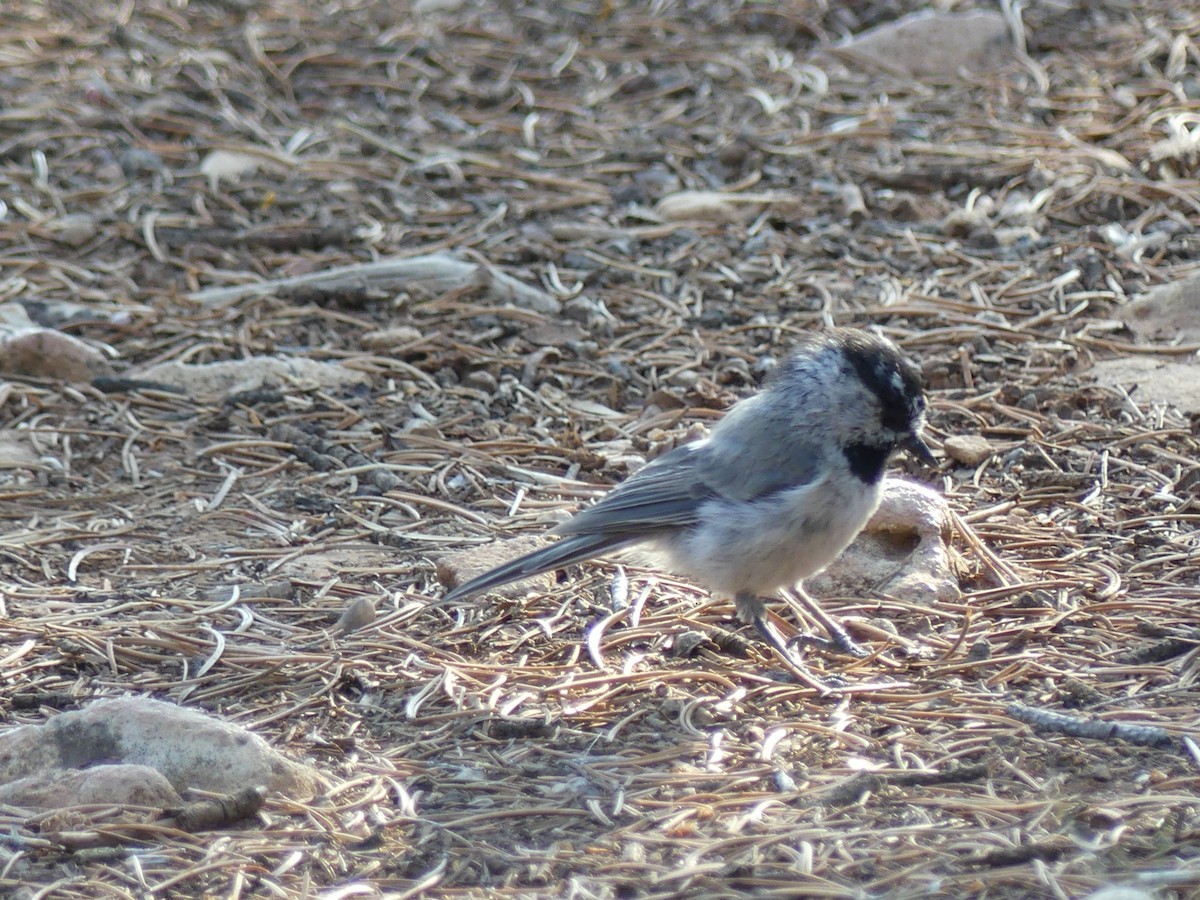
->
[443,533,638,602]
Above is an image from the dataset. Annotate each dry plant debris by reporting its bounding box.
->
[1,0,1200,897]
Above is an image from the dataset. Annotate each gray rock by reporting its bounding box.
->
[1121,271,1200,343]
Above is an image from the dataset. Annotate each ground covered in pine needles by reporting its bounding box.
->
[2,1,1200,897]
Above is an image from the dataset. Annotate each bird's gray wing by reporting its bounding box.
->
[554,443,715,536]
[444,446,715,602]
[691,397,827,502]
[556,413,825,538]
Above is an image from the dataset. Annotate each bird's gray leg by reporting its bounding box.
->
[734,591,831,692]
[781,583,868,658]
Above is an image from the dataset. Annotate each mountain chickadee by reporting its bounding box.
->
[444,328,936,673]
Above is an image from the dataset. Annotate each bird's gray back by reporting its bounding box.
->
[556,392,826,538]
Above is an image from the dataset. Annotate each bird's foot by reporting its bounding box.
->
[752,615,840,692]
[786,625,869,659]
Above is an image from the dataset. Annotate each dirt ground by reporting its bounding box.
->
[2,0,1200,897]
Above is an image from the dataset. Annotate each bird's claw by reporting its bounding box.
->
[785,628,869,659]
[752,615,839,692]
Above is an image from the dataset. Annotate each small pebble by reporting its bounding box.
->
[668,369,700,388]
[671,631,710,657]
[965,640,992,662]
[463,369,498,393]
[943,434,994,467]
[335,597,377,635]
[50,214,99,247]
[361,326,423,351]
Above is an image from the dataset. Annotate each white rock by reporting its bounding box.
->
[361,325,424,351]
[1081,888,1158,900]
[0,763,181,809]
[199,149,288,191]
[808,478,960,604]
[0,697,323,806]
[47,213,99,247]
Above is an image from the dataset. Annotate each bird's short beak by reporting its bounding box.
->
[903,432,939,468]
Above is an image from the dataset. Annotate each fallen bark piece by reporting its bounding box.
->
[188,252,561,314]
[170,785,267,831]
[133,355,370,402]
[1008,703,1178,750]
[0,428,45,470]
[269,420,402,490]
[654,190,799,224]
[828,10,1012,79]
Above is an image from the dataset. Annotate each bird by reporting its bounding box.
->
[443,327,937,675]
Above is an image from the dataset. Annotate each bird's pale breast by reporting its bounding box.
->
[655,471,884,597]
